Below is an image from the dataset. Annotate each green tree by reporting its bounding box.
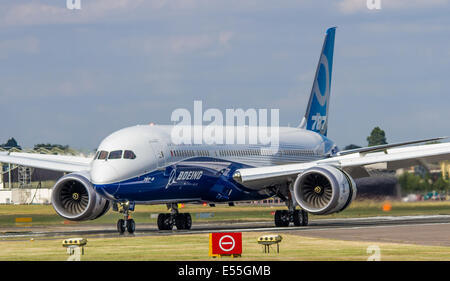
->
[433,177,449,192]
[398,172,431,194]
[34,143,69,151]
[1,137,22,150]
[367,127,387,147]
[398,172,448,195]
[344,144,362,150]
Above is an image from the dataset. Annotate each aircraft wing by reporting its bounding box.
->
[0,151,92,172]
[233,142,450,189]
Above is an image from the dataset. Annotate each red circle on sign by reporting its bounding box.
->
[218,235,235,252]
[211,232,242,255]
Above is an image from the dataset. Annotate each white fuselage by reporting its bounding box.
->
[90,124,337,186]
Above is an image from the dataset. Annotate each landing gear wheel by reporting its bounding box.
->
[274,210,290,227]
[126,219,136,234]
[157,214,165,230]
[175,213,187,230]
[157,213,174,230]
[293,210,303,226]
[184,213,192,230]
[301,210,309,226]
[165,214,174,230]
[174,213,192,230]
[117,219,125,234]
[175,213,186,230]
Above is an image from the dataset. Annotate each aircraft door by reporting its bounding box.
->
[149,139,167,168]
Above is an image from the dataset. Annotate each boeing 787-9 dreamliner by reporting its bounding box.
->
[1,27,449,234]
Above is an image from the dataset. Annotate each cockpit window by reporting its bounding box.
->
[124,150,136,159]
[97,151,109,160]
[108,150,123,160]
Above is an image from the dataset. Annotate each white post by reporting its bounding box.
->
[0,163,3,189]
[8,163,12,189]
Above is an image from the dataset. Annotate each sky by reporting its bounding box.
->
[1,0,449,151]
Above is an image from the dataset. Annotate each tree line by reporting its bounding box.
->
[0,138,70,152]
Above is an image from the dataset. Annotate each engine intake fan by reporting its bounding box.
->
[293,166,356,215]
[51,173,110,221]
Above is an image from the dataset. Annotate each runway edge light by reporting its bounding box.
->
[62,237,87,260]
[62,237,87,247]
[257,234,283,253]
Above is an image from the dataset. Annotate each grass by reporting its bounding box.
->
[0,232,449,261]
[1,201,450,261]
[1,200,450,227]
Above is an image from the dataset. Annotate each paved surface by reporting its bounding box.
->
[290,222,450,246]
[1,215,450,246]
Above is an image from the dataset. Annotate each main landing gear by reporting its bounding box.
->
[274,209,308,227]
[114,201,136,235]
[273,191,309,227]
[157,203,192,231]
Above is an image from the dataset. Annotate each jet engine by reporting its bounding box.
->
[293,166,356,215]
[51,172,111,221]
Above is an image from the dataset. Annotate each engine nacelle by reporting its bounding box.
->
[51,172,111,221]
[293,166,356,215]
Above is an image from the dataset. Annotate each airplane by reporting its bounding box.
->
[1,27,450,234]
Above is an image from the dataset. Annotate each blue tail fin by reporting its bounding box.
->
[299,27,336,136]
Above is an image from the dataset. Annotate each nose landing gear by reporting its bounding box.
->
[114,201,136,234]
[117,218,136,234]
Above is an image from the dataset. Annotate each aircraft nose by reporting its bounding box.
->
[91,162,119,185]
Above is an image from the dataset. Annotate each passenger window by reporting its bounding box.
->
[124,150,136,159]
[98,151,109,160]
[109,150,123,159]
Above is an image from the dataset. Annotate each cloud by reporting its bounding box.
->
[218,31,234,47]
[170,31,234,53]
[116,31,235,56]
[337,0,449,14]
[0,36,39,59]
[170,34,214,53]
[337,0,367,13]
[359,22,450,33]
[0,0,146,26]
[0,0,236,27]
[1,0,313,27]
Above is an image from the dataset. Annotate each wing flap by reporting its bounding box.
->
[337,137,447,156]
[335,142,450,169]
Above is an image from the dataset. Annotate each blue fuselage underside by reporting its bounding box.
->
[94,157,273,204]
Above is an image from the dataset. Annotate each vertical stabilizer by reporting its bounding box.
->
[299,27,336,136]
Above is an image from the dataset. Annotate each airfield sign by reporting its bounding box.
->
[209,232,242,257]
